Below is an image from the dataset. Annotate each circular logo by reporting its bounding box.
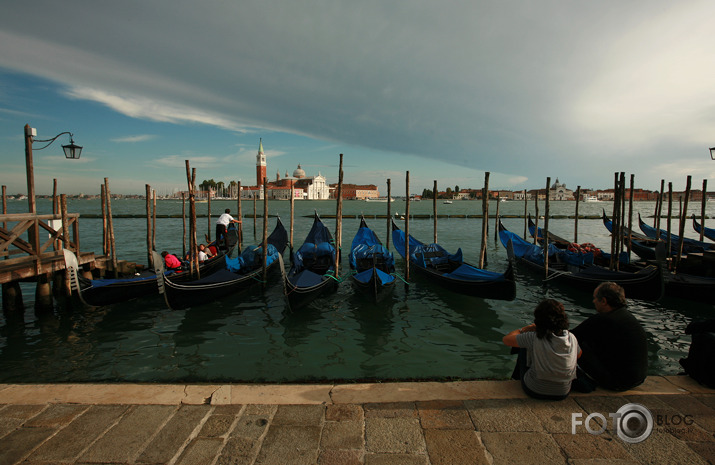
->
[614,403,653,443]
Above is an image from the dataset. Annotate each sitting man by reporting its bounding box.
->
[572,281,648,391]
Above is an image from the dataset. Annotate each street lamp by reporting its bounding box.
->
[710,147,715,160]
[24,123,82,214]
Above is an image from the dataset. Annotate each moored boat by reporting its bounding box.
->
[284,212,338,309]
[391,219,516,300]
[349,216,396,302]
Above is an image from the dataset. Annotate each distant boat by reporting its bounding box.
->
[499,197,508,202]
[365,197,394,202]
[443,200,453,204]
[585,196,599,202]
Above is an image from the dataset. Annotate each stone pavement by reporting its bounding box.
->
[0,376,714,465]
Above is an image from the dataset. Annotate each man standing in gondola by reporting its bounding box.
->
[216,208,241,251]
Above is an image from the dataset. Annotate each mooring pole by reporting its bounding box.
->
[666,182,673,266]
[523,189,528,240]
[146,184,152,267]
[182,192,186,259]
[262,180,268,286]
[574,186,581,244]
[238,181,244,250]
[433,180,438,244]
[479,172,490,268]
[104,178,118,277]
[335,154,344,279]
[700,179,708,242]
[627,175,634,262]
[543,177,551,278]
[207,189,212,241]
[405,171,410,282]
[386,179,391,251]
[675,175,692,270]
[656,179,665,231]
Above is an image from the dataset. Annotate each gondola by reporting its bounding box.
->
[638,214,715,252]
[349,216,396,302]
[692,215,715,243]
[284,212,338,310]
[601,211,662,261]
[391,219,516,300]
[63,247,228,307]
[154,218,288,310]
[527,214,624,265]
[499,221,663,301]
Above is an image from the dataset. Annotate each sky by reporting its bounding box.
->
[1,0,715,196]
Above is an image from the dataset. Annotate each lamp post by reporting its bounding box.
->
[24,123,82,214]
[710,147,715,160]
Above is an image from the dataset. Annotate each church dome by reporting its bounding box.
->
[293,164,306,178]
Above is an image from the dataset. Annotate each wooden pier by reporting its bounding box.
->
[0,212,95,313]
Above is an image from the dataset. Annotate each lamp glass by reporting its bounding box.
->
[710,147,715,160]
[63,143,82,159]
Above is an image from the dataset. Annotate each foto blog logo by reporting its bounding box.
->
[572,403,653,444]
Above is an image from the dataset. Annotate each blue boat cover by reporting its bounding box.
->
[225,244,279,273]
[499,226,593,266]
[353,267,396,285]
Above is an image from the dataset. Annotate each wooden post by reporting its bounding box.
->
[676,176,692,270]
[185,161,198,278]
[238,181,244,250]
[610,173,619,270]
[666,182,673,264]
[700,179,708,242]
[253,191,257,240]
[574,186,581,244]
[523,189,528,240]
[335,154,344,279]
[207,189,212,241]
[433,180,438,244]
[104,178,118,277]
[627,175,635,262]
[533,191,539,245]
[656,179,665,231]
[262,180,268,286]
[405,171,410,281]
[543,177,550,278]
[494,190,501,243]
[52,179,58,215]
[479,172,490,268]
[146,184,152,267]
[61,194,71,295]
[386,179,391,250]
[100,184,108,256]
[1,185,5,231]
[152,189,156,253]
[181,192,186,259]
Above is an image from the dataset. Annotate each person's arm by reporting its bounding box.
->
[502,323,536,347]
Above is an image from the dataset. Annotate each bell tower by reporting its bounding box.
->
[256,138,267,186]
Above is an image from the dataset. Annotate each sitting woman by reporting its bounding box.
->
[502,299,581,400]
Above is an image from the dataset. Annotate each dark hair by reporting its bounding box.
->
[161,251,168,257]
[533,299,569,340]
[225,208,231,214]
[595,282,627,308]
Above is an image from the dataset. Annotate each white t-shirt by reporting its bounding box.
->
[216,213,234,226]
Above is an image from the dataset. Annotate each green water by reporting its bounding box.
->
[0,198,712,383]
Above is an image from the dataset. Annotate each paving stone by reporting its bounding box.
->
[417,400,474,430]
[364,453,429,464]
[658,394,715,432]
[137,404,210,464]
[0,404,46,421]
[0,426,56,465]
[199,413,236,438]
[573,396,629,417]
[255,424,322,464]
[272,404,324,426]
[325,403,363,422]
[232,413,273,441]
[212,404,246,415]
[364,401,418,418]
[365,417,426,454]
[423,429,490,465]
[320,419,364,449]
[552,432,632,461]
[318,449,363,465]
[23,403,88,427]
[621,430,709,464]
[79,405,176,463]
[465,398,544,432]
[687,441,715,465]
[568,459,640,465]
[27,405,129,463]
[244,404,277,416]
[481,431,566,464]
[694,394,715,411]
[525,397,589,434]
[175,437,224,465]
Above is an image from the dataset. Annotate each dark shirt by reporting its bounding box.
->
[571,307,648,391]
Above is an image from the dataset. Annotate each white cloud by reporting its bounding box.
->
[110,134,157,143]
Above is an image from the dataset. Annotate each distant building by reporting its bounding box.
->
[550,179,574,200]
[330,184,380,200]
